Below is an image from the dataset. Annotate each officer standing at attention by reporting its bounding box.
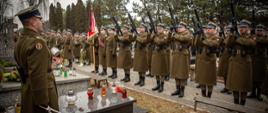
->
[98,28,108,76]
[133,24,150,87]
[151,24,169,93]
[170,22,193,97]
[248,24,267,101]
[117,26,135,82]
[195,22,219,98]
[106,27,118,79]
[226,19,256,105]
[14,5,59,113]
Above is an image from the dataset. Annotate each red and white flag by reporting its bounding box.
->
[87,8,98,38]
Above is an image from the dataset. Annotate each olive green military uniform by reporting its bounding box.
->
[151,32,169,92]
[226,34,256,104]
[133,32,149,73]
[106,33,118,78]
[195,33,219,97]
[117,33,134,70]
[133,32,150,86]
[14,28,59,113]
[170,31,192,85]
[151,32,169,77]
[117,32,135,82]
[73,38,82,60]
[63,36,73,67]
[248,34,268,99]
[98,34,107,75]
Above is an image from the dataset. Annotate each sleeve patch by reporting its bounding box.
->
[35,42,43,50]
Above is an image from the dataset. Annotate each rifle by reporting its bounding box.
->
[106,6,123,36]
[217,11,226,39]
[141,17,149,32]
[123,6,138,35]
[168,3,177,32]
[142,0,157,34]
[111,17,123,36]
[193,9,205,37]
[230,0,240,39]
[251,0,256,35]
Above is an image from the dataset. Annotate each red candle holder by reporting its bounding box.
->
[122,88,127,99]
[87,88,94,100]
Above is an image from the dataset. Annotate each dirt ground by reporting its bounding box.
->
[127,89,209,113]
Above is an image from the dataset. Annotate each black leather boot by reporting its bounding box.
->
[120,74,127,82]
[240,99,246,106]
[207,91,212,98]
[158,81,164,93]
[234,98,239,104]
[256,88,263,101]
[152,80,160,91]
[111,70,117,79]
[179,86,185,98]
[124,74,130,82]
[171,85,180,96]
[135,75,142,86]
[139,76,145,87]
[99,68,107,76]
[201,89,206,97]
[247,87,256,98]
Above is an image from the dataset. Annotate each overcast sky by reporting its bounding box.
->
[50,0,140,11]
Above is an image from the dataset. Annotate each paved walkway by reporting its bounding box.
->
[74,64,268,113]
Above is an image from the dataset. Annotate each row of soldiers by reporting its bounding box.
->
[44,19,268,106]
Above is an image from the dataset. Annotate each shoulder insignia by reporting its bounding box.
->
[35,42,43,50]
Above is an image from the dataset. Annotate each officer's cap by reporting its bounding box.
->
[122,25,131,30]
[176,22,187,28]
[256,24,265,30]
[239,19,251,27]
[139,23,148,28]
[157,23,166,28]
[207,22,217,29]
[15,5,42,22]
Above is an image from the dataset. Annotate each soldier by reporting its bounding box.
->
[49,30,57,48]
[133,24,150,87]
[194,25,207,89]
[63,31,74,67]
[106,27,118,79]
[151,24,169,93]
[195,22,219,98]
[98,28,108,75]
[73,33,82,63]
[226,19,256,105]
[248,24,268,101]
[170,22,193,97]
[217,25,232,94]
[14,5,59,113]
[117,26,135,82]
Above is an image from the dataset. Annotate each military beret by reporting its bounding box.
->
[239,19,251,27]
[15,5,42,22]
[207,22,217,29]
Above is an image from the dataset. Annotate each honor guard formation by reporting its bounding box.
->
[5,0,268,113]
